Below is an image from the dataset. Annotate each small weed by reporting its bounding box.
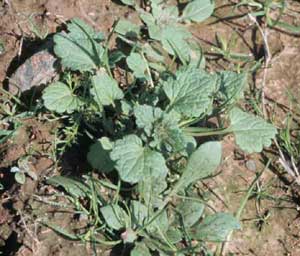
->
[3,0,280,255]
[28,14,49,40]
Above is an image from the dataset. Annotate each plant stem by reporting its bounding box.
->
[183,127,231,137]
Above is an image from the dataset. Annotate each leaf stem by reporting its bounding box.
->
[183,127,231,137]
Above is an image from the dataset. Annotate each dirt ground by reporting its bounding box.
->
[1,0,300,255]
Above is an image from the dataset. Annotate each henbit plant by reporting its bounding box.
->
[38,1,277,255]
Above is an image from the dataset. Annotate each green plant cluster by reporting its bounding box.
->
[40,0,277,255]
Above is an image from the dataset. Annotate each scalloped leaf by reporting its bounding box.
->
[54,18,104,71]
[229,108,277,153]
[110,135,168,183]
[42,82,82,113]
[91,72,124,107]
[163,67,217,118]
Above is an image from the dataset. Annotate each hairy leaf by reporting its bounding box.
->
[43,82,82,113]
[134,104,163,136]
[54,18,104,71]
[217,72,247,105]
[131,200,168,233]
[229,108,277,153]
[126,52,149,80]
[138,175,167,208]
[166,227,183,244]
[91,72,124,107]
[163,67,217,118]
[188,41,206,68]
[46,176,89,198]
[178,200,204,227]
[100,204,128,230]
[152,4,179,25]
[140,12,161,40]
[134,105,186,152]
[87,137,114,173]
[130,200,148,228]
[161,26,191,61]
[115,19,140,37]
[131,242,151,256]
[152,110,186,152]
[182,0,214,22]
[110,135,168,183]
[176,141,222,191]
[188,213,240,242]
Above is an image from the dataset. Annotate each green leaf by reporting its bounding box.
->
[182,0,214,22]
[126,52,149,80]
[166,227,182,243]
[178,200,204,227]
[43,222,80,240]
[138,175,167,208]
[217,72,247,106]
[130,200,148,228]
[188,213,240,242]
[229,108,277,153]
[115,19,140,37]
[163,67,217,118]
[46,176,89,198]
[54,18,104,71]
[15,172,26,184]
[134,105,186,152]
[87,137,114,173]
[109,50,125,68]
[188,41,206,68]
[183,135,197,156]
[110,135,168,183]
[152,110,186,152]
[131,201,168,233]
[131,242,151,256]
[100,204,128,230]
[42,82,82,113]
[120,0,135,6]
[91,72,124,107]
[140,13,161,40]
[134,104,163,136]
[161,26,191,61]
[175,141,222,191]
[143,43,164,63]
[152,4,179,25]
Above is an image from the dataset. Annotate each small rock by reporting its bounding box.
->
[246,159,257,172]
[8,41,58,94]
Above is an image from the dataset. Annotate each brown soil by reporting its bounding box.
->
[1,0,300,256]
